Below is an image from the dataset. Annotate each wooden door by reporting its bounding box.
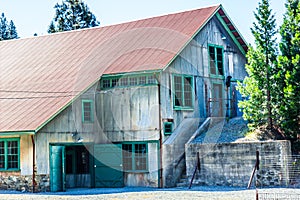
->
[94,144,124,188]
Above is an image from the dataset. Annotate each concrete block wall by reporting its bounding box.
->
[185,140,291,187]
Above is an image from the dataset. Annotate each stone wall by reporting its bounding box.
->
[0,174,49,192]
[185,140,291,187]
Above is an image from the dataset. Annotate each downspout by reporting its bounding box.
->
[31,135,36,193]
[155,72,163,188]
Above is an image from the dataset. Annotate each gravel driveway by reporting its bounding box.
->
[0,187,299,200]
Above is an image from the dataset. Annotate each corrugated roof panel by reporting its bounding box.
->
[0,5,247,132]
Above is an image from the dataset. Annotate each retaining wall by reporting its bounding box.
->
[185,140,291,187]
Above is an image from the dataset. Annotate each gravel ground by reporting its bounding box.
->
[193,117,250,143]
[0,187,299,200]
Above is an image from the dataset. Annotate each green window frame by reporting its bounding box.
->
[164,122,173,135]
[173,74,194,110]
[122,143,148,172]
[208,44,224,76]
[100,74,157,89]
[0,138,20,171]
[81,100,94,123]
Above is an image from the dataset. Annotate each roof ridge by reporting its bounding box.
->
[0,4,221,43]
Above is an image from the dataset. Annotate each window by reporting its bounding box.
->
[100,74,157,89]
[82,100,93,123]
[111,78,119,87]
[122,143,147,172]
[129,77,138,86]
[164,122,173,135]
[0,138,20,171]
[209,45,224,76]
[173,75,193,109]
[102,79,110,89]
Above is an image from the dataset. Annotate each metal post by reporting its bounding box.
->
[31,135,36,193]
[247,150,259,189]
[189,152,200,189]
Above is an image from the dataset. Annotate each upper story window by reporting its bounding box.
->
[0,138,20,171]
[100,74,157,89]
[173,74,194,110]
[209,45,224,76]
[82,100,93,123]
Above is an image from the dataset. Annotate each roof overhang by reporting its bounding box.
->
[0,131,35,136]
[101,70,162,78]
[216,6,248,55]
[162,5,248,72]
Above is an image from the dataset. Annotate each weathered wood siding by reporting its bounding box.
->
[36,85,100,174]
[161,15,247,141]
[97,85,160,142]
[35,83,160,182]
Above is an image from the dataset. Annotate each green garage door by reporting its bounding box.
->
[94,144,124,187]
[50,145,66,192]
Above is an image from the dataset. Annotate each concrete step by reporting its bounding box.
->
[176,182,188,187]
[181,174,187,179]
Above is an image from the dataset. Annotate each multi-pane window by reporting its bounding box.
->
[122,143,147,172]
[102,79,110,88]
[173,75,193,109]
[111,78,119,87]
[101,74,157,89]
[147,75,156,84]
[209,45,224,76]
[82,100,93,123]
[0,139,19,171]
[129,77,138,86]
[139,76,147,85]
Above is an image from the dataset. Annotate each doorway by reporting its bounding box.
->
[65,145,91,188]
[50,144,92,192]
[211,83,224,117]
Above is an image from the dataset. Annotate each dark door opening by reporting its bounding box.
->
[65,145,92,188]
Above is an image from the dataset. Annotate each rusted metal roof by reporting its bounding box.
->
[0,4,247,132]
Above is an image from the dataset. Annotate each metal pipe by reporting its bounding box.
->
[158,75,163,188]
[31,135,36,193]
[156,72,163,188]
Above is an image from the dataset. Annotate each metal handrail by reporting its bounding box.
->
[247,150,260,189]
[189,152,200,189]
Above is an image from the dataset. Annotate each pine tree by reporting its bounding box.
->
[48,0,100,33]
[0,13,18,41]
[277,0,300,138]
[0,13,8,40]
[237,0,278,131]
[7,21,18,39]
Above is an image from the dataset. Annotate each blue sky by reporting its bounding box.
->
[0,0,285,45]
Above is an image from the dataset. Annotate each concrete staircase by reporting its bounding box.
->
[176,172,189,187]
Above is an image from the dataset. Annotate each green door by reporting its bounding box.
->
[50,145,66,192]
[94,144,123,187]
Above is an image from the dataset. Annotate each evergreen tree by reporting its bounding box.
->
[0,13,18,41]
[0,13,8,40]
[48,0,100,33]
[277,0,300,138]
[237,0,278,131]
[7,21,18,39]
